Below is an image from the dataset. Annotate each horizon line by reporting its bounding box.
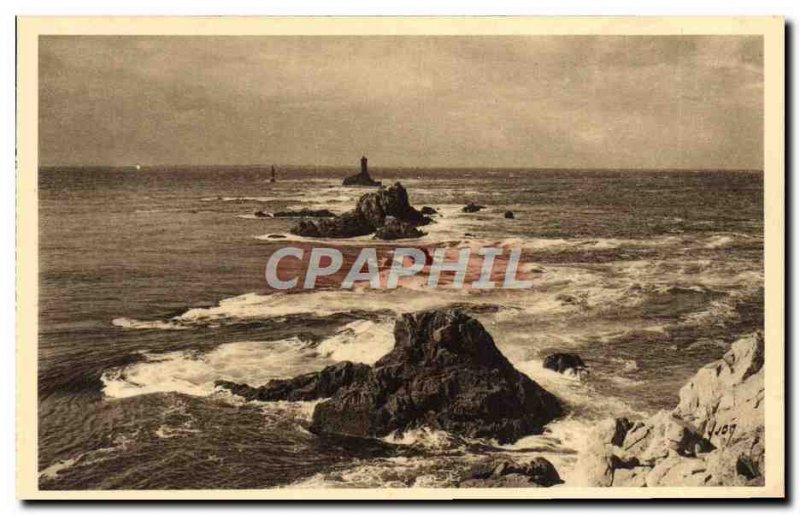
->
[37,164,764,173]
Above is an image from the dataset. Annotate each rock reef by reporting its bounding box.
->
[217,309,563,444]
[577,332,765,487]
[290,182,430,239]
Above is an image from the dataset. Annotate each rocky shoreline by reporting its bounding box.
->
[217,309,765,488]
[576,332,765,487]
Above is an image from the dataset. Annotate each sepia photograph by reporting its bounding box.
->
[15,16,785,499]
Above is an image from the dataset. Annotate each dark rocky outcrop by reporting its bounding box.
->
[462,203,486,213]
[215,362,372,402]
[343,171,381,187]
[290,183,430,239]
[343,156,382,187]
[218,309,563,444]
[504,210,515,219]
[459,457,562,487]
[272,208,336,218]
[420,206,438,215]
[543,353,587,374]
[290,211,375,239]
[311,310,562,443]
[373,218,426,240]
[355,183,430,227]
[577,332,765,487]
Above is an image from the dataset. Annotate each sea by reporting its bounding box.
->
[37,166,763,489]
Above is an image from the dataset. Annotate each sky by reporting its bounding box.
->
[39,35,763,169]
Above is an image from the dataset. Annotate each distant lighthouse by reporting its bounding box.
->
[270,165,276,183]
[342,155,381,186]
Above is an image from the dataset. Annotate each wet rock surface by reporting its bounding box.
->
[218,309,563,444]
[310,310,563,443]
[215,362,372,402]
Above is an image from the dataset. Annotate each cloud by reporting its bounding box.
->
[39,35,763,169]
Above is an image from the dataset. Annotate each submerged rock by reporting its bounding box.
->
[420,206,438,215]
[462,203,486,213]
[543,353,587,374]
[577,332,765,487]
[459,457,562,487]
[272,208,336,218]
[373,218,426,240]
[504,210,515,219]
[311,309,563,443]
[253,210,271,218]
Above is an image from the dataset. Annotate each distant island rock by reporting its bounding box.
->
[217,309,563,444]
[342,156,382,187]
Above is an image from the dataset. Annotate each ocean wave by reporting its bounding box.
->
[101,319,396,399]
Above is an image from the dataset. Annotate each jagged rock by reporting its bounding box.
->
[420,206,438,215]
[374,218,426,240]
[290,183,430,239]
[310,309,563,443]
[543,353,587,376]
[459,457,562,487]
[462,203,486,213]
[355,183,430,227]
[576,332,765,487]
[215,362,372,402]
[272,208,336,218]
[504,211,515,219]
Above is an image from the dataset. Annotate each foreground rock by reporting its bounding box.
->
[420,206,438,215]
[218,309,563,444]
[459,457,562,487]
[290,183,430,239]
[577,332,765,487]
[462,202,486,213]
[373,218,426,240]
[272,208,336,218]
